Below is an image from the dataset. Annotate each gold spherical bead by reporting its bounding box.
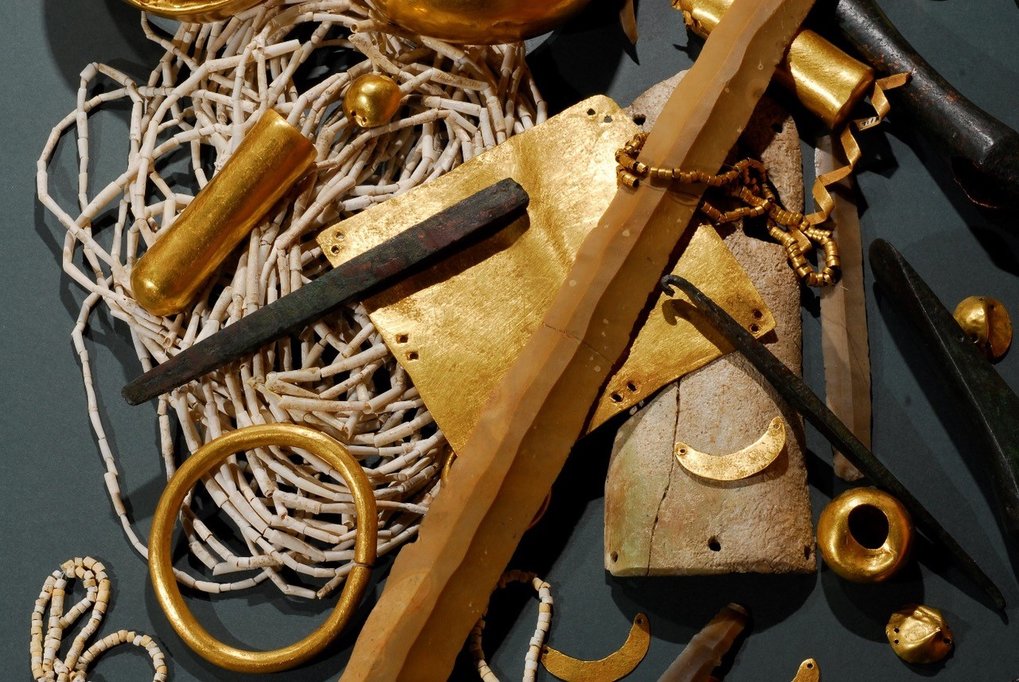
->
[816,488,913,583]
[373,0,591,44]
[344,74,403,129]
[953,295,1012,362]
[886,604,954,664]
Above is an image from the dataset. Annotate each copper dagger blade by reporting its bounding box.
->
[123,178,529,405]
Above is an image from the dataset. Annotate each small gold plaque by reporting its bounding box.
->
[318,96,774,451]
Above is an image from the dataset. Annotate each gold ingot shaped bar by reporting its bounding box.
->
[817,487,913,582]
[317,96,774,452]
[131,109,316,316]
[373,0,590,43]
[122,0,265,22]
[679,0,874,128]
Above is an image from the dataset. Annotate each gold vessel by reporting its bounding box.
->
[122,0,265,22]
[816,488,913,582]
[373,0,591,44]
[130,109,316,317]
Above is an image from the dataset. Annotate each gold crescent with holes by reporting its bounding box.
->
[148,424,377,674]
[674,416,786,481]
[540,613,651,681]
[791,657,821,681]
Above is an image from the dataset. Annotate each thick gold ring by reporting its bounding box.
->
[816,487,912,583]
[121,0,265,23]
[148,424,377,673]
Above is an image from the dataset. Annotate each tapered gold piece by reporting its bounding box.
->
[148,424,377,673]
[130,109,315,316]
[816,488,913,582]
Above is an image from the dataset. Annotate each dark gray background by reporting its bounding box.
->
[2,0,1019,680]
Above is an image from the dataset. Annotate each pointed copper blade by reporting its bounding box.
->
[662,274,1005,612]
[870,238,1019,548]
[123,178,529,405]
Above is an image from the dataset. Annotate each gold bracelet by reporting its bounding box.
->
[148,424,377,673]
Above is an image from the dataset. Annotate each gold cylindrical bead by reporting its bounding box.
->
[678,0,874,128]
[130,109,316,316]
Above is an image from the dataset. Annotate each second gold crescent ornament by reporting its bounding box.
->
[673,416,787,481]
[540,613,651,682]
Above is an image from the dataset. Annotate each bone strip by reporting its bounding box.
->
[341,0,818,677]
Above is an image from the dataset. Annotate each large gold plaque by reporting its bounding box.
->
[318,96,774,451]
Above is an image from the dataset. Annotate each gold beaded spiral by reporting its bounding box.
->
[615,132,840,287]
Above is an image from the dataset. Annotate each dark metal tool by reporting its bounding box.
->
[123,178,529,405]
[834,0,1019,210]
[870,239,1019,550]
[661,274,1006,612]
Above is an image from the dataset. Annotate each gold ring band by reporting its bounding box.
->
[148,424,377,673]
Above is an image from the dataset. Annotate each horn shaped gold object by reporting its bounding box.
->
[541,613,651,682]
[791,658,821,681]
[674,416,786,481]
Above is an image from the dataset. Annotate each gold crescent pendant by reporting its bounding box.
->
[540,613,651,682]
[674,416,786,481]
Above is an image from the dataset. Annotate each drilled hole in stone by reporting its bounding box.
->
[708,537,721,552]
[632,113,647,125]
[848,504,889,549]
[603,115,613,123]
[587,108,596,116]
[329,244,340,254]
[610,551,619,562]
[803,545,811,560]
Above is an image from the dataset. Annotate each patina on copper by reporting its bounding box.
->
[122,178,529,405]
[661,274,1005,612]
[870,239,1019,553]
[834,0,1019,210]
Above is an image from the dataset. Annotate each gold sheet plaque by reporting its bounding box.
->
[318,96,774,451]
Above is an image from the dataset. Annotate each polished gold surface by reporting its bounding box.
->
[541,613,651,681]
[674,416,786,481]
[344,74,403,129]
[122,0,264,22]
[131,109,315,316]
[791,658,821,682]
[373,0,591,44]
[148,424,377,673]
[678,0,874,128]
[954,295,1013,361]
[886,604,954,665]
[817,488,913,583]
[318,96,774,451]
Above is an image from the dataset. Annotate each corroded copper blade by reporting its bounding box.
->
[122,178,529,405]
[662,274,1005,612]
[870,238,1019,551]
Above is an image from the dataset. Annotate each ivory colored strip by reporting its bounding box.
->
[816,135,869,481]
[341,0,815,678]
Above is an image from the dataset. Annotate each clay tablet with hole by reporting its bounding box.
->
[605,92,815,576]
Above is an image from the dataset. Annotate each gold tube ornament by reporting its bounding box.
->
[130,109,316,316]
[121,0,265,22]
[372,0,591,44]
[678,0,874,128]
[817,487,913,582]
[148,424,377,673]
